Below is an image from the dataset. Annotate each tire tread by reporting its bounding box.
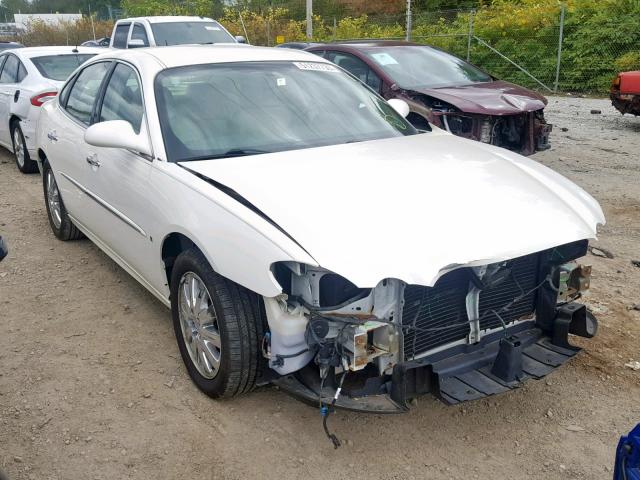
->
[171,248,265,398]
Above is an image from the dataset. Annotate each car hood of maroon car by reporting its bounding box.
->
[410,80,548,115]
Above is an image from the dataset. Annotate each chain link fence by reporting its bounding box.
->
[222,1,640,94]
[4,0,639,94]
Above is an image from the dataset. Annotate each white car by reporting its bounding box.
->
[36,45,604,414]
[109,16,244,49]
[0,46,103,173]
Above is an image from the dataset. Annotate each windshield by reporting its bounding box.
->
[31,54,96,81]
[150,21,234,46]
[364,46,492,89]
[155,61,416,162]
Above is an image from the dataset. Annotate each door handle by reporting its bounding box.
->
[47,131,58,142]
[13,90,19,102]
[86,154,100,167]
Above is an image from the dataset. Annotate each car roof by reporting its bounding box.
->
[10,46,105,58]
[98,44,329,69]
[311,40,425,49]
[117,16,218,24]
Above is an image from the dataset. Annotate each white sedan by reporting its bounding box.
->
[36,45,604,413]
[0,46,102,173]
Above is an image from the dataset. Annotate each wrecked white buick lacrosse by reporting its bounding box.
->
[35,45,604,418]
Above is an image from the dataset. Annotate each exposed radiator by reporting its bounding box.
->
[478,253,540,331]
[401,253,541,360]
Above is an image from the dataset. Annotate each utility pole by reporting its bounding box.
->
[405,0,412,41]
[306,0,312,39]
[554,3,566,93]
[466,10,474,61]
[88,2,96,41]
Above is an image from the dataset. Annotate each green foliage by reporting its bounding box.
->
[560,1,640,91]
[5,0,638,93]
[615,51,640,72]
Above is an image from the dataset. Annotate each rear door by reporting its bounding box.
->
[44,61,112,228]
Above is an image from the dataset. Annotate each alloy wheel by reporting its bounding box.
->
[178,272,222,379]
[46,169,62,229]
[13,128,24,168]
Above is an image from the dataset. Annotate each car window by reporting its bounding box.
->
[65,62,110,125]
[59,78,72,106]
[113,23,130,49]
[363,46,492,89]
[30,54,96,81]
[150,21,234,46]
[99,63,143,134]
[0,54,19,83]
[0,43,22,51]
[16,60,27,82]
[131,24,149,47]
[327,52,381,92]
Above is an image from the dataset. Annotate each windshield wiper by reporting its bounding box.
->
[178,149,272,162]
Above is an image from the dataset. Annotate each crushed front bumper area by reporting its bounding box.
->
[432,110,552,156]
[273,304,597,413]
[611,93,640,116]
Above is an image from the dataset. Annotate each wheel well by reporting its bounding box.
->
[9,115,20,129]
[38,149,47,163]
[161,232,198,288]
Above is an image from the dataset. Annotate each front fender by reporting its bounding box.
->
[151,162,318,299]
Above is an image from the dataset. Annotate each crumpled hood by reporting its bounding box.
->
[181,131,604,288]
[412,80,547,115]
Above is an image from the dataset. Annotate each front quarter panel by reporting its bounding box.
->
[147,161,318,299]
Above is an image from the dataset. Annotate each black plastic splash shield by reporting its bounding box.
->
[272,320,583,413]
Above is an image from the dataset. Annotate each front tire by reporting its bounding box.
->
[12,121,38,174]
[42,161,83,241]
[170,248,264,398]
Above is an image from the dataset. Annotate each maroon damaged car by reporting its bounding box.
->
[306,40,552,156]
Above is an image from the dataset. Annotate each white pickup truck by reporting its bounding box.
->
[109,16,245,49]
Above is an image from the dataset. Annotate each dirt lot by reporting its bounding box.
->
[0,96,639,480]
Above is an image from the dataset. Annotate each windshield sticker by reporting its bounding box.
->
[293,62,339,72]
[205,26,221,30]
[371,53,399,66]
[277,77,287,86]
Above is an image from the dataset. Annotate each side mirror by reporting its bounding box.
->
[235,35,247,44]
[127,38,146,48]
[85,120,152,157]
[0,235,7,262]
[387,98,410,118]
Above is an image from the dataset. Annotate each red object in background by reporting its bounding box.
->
[618,71,640,95]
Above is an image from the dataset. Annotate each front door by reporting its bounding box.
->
[82,62,157,281]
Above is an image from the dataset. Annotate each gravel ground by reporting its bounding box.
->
[0,96,639,480]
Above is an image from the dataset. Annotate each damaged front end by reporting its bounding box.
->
[262,240,596,413]
[611,72,640,116]
[406,95,551,155]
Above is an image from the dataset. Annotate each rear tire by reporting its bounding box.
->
[42,161,84,241]
[12,121,38,174]
[170,248,264,398]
